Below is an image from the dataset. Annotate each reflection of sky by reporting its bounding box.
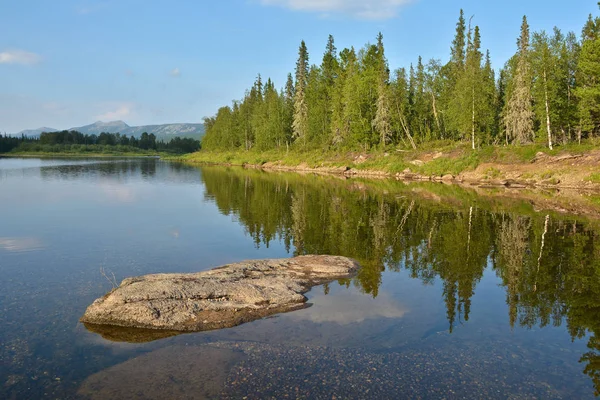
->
[0,158,291,278]
[289,288,407,325]
[0,237,45,252]
[0,157,115,170]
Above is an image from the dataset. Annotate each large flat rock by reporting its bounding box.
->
[81,255,360,333]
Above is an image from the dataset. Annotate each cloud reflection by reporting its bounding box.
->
[99,183,137,203]
[289,290,408,325]
[0,237,45,252]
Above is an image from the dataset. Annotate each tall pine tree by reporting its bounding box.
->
[373,33,392,147]
[293,41,309,146]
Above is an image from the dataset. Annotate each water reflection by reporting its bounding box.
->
[200,166,600,395]
[0,237,45,252]
[2,158,599,397]
[289,289,408,324]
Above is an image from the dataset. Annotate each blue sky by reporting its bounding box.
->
[0,0,596,133]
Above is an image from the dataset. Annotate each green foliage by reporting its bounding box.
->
[201,5,599,155]
[576,14,600,136]
[0,130,200,155]
[586,173,600,183]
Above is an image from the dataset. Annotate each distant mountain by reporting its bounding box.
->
[69,121,205,141]
[16,127,58,137]
[69,120,130,135]
[13,121,205,141]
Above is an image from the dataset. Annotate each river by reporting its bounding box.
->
[1,157,599,398]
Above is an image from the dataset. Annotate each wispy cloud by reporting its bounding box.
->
[0,49,41,65]
[170,67,181,77]
[259,0,413,20]
[95,104,133,121]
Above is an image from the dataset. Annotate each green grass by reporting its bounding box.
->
[180,138,599,179]
[541,171,555,180]
[586,173,600,184]
[484,167,502,179]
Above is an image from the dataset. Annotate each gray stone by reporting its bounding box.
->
[81,255,360,333]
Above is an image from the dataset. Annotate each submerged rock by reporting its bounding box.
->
[81,255,360,333]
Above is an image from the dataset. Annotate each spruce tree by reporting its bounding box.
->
[373,33,392,147]
[443,10,468,140]
[331,47,355,146]
[448,23,489,149]
[305,65,326,146]
[283,73,295,148]
[482,50,498,144]
[451,10,467,72]
[504,16,535,144]
[575,8,600,137]
[497,69,508,144]
[293,41,309,146]
[320,35,339,145]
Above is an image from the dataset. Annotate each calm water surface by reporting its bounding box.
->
[1,157,600,399]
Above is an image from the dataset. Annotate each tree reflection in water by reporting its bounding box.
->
[201,166,600,394]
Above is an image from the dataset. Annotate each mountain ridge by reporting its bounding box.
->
[14,121,204,140]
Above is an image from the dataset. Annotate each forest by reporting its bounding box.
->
[202,6,600,153]
[0,130,201,154]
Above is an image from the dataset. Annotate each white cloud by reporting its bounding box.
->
[260,0,412,19]
[0,50,41,65]
[170,67,181,77]
[95,104,133,121]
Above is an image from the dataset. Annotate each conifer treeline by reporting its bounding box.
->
[203,6,600,152]
[0,131,200,154]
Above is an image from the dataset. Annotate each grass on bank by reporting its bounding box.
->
[179,138,600,177]
[1,143,182,158]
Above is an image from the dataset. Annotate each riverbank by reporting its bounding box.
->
[180,141,600,191]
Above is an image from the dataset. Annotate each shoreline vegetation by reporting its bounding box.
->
[181,139,600,191]
[197,6,600,191]
[0,130,201,157]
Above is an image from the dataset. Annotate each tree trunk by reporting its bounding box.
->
[430,91,442,138]
[534,215,550,293]
[471,86,476,150]
[395,103,417,150]
[543,69,553,150]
